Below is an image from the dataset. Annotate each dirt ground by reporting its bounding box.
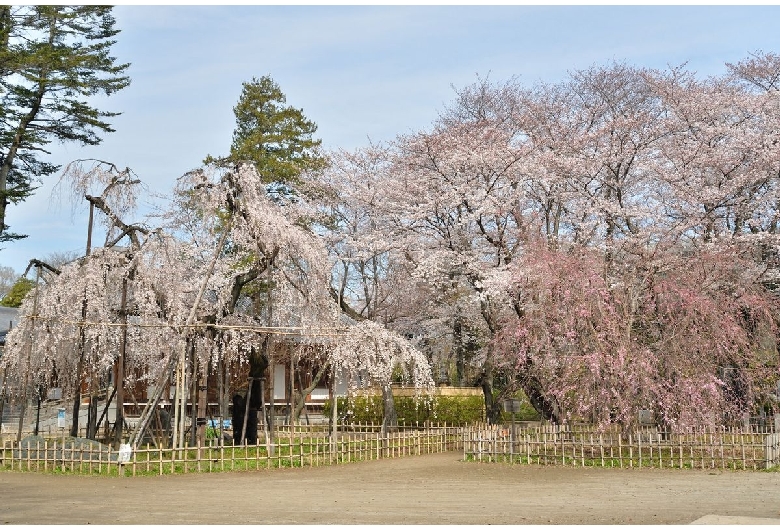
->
[1,452,779,525]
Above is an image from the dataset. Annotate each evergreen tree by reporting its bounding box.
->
[0,276,32,307]
[208,75,324,189]
[0,6,130,241]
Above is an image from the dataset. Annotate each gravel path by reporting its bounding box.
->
[1,452,779,524]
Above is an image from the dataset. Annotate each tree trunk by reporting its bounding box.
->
[293,363,327,421]
[0,7,11,55]
[381,385,398,433]
[454,315,465,386]
[521,375,561,424]
[259,377,270,454]
[287,354,294,426]
[70,361,83,437]
[111,276,128,445]
[217,357,227,443]
[240,377,252,445]
[17,265,41,440]
[0,69,47,236]
[267,360,275,455]
[196,365,208,446]
[188,345,198,447]
[480,376,501,425]
[86,390,98,439]
[329,371,338,447]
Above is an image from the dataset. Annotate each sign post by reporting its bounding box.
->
[502,399,522,460]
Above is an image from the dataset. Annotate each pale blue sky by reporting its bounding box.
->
[2,5,779,274]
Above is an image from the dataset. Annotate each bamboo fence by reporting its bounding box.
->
[0,423,462,477]
[463,424,780,470]
[2,422,779,476]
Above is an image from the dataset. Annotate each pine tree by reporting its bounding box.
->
[208,75,324,190]
[0,6,130,241]
[0,276,33,307]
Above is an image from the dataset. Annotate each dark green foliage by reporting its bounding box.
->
[0,276,34,307]
[207,75,325,188]
[0,5,130,240]
[324,394,487,426]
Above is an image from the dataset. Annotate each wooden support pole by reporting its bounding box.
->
[17,264,41,441]
[267,359,275,456]
[189,344,198,447]
[71,202,95,439]
[95,386,116,437]
[260,377,270,454]
[196,366,208,446]
[288,353,294,427]
[240,377,253,445]
[114,276,128,447]
[330,369,338,452]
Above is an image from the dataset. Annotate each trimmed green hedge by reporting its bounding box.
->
[323,394,486,426]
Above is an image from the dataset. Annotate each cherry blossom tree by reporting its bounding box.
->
[2,160,159,440]
[5,52,779,439]
[330,319,434,431]
[313,54,780,427]
[2,159,436,446]
[492,240,778,430]
[311,96,530,421]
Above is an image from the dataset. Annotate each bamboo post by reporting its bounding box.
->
[330,371,338,454]
[638,433,642,468]
[174,340,190,454]
[260,377,270,457]
[679,435,683,469]
[170,353,184,449]
[216,358,225,446]
[689,432,694,469]
[751,434,757,470]
[189,345,200,448]
[288,353,294,427]
[240,377,254,445]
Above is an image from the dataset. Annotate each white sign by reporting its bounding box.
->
[57,408,66,428]
[117,443,132,464]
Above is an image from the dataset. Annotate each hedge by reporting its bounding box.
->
[323,394,486,426]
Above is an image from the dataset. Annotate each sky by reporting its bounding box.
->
[2,4,779,275]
